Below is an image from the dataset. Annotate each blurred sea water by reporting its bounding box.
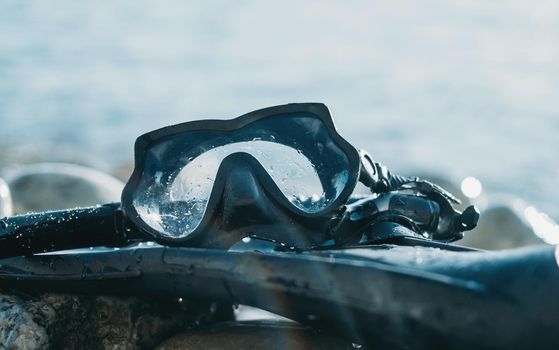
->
[0,1,558,220]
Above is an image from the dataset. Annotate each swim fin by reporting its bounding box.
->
[0,244,557,349]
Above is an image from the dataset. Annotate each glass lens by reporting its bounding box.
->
[132,113,352,239]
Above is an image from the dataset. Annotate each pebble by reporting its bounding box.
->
[0,177,12,217]
[0,293,213,350]
[4,163,124,213]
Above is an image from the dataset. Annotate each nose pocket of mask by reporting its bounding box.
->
[220,154,276,229]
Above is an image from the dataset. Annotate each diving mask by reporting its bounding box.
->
[122,103,360,246]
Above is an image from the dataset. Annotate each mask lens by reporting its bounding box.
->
[132,113,352,239]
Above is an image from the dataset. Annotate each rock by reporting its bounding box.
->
[0,177,12,217]
[459,203,544,250]
[412,174,548,250]
[113,161,134,182]
[156,321,354,350]
[0,293,217,350]
[0,294,49,350]
[5,163,124,214]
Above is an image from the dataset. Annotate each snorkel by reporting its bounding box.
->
[0,103,477,257]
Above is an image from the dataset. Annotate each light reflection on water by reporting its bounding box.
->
[524,206,559,244]
[0,0,558,221]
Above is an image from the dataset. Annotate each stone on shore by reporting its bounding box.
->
[459,203,544,250]
[0,293,217,350]
[0,177,12,217]
[5,163,124,214]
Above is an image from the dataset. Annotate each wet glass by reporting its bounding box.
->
[132,113,351,238]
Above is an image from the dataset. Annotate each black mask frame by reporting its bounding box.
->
[121,103,362,247]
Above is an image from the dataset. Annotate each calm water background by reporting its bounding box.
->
[0,1,558,219]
